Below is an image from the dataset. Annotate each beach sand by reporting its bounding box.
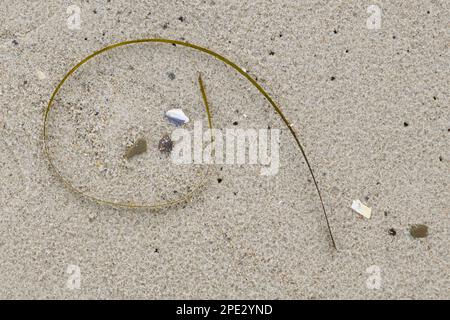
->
[0,0,448,299]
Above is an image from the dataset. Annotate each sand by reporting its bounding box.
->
[0,0,448,299]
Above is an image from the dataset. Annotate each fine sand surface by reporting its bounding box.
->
[0,0,448,299]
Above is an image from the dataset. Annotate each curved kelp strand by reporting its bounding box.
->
[43,38,336,249]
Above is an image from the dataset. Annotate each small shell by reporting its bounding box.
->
[36,69,47,80]
[165,108,189,126]
[351,199,372,219]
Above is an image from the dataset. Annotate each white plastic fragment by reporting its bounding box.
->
[165,108,190,126]
[351,199,372,219]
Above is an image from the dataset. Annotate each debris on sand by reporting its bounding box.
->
[165,108,189,126]
[409,224,428,238]
[158,134,173,154]
[124,138,147,159]
[36,69,47,80]
[351,199,372,219]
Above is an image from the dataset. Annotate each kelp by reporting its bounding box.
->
[43,39,336,249]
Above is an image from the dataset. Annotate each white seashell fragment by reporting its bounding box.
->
[165,108,190,126]
[351,199,372,219]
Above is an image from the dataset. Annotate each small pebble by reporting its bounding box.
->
[409,224,428,238]
[388,228,397,236]
[158,135,173,153]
